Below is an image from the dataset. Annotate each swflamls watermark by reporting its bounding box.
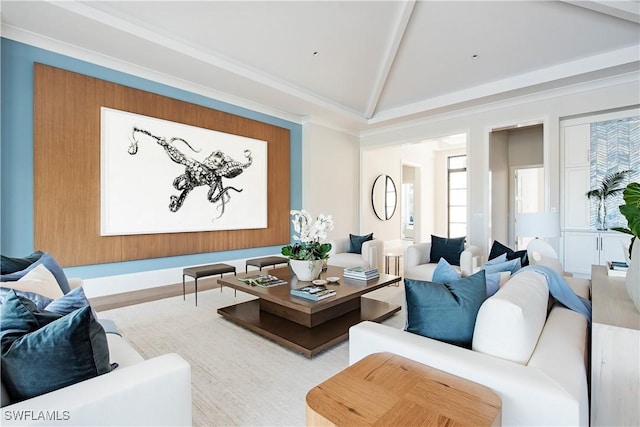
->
[3,410,70,421]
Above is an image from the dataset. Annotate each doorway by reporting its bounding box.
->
[512,166,544,250]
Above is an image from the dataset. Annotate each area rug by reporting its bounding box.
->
[99,283,406,426]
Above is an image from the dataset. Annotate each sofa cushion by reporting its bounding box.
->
[472,271,549,365]
[0,251,44,275]
[489,240,529,267]
[404,270,487,348]
[0,264,64,300]
[0,253,71,294]
[435,258,507,297]
[0,291,112,403]
[348,233,373,254]
[429,235,465,266]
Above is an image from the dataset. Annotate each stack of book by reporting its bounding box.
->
[343,266,380,281]
[607,261,629,277]
[290,285,337,301]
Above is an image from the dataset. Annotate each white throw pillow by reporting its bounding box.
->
[472,271,549,365]
[1,264,64,299]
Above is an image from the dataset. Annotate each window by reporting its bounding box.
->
[448,155,467,238]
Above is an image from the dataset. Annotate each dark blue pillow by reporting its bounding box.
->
[348,233,373,254]
[0,251,44,275]
[404,270,487,348]
[0,287,54,310]
[0,253,70,294]
[429,235,465,266]
[488,240,529,267]
[0,292,112,403]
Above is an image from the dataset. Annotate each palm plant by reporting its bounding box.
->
[586,170,632,230]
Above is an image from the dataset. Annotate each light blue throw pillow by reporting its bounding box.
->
[404,270,487,348]
[485,253,507,265]
[485,272,504,297]
[432,258,461,283]
[0,287,54,309]
[483,258,521,275]
[45,286,93,316]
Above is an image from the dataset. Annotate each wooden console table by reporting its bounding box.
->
[306,352,501,426]
[591,265,640,426]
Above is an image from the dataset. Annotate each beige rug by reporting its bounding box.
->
[99,283,406,426]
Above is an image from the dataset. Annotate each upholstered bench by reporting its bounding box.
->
[182,263,236,306]
[245,256,289,273]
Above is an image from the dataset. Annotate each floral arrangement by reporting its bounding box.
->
[281,210,334,261]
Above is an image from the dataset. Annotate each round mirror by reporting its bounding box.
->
[372,174,397,220]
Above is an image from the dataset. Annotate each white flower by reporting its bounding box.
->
[290,210,333,243]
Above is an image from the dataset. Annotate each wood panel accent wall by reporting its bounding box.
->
[34,63,290,267]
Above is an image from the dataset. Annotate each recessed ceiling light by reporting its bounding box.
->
[472,54,479,60]
[313,51,319,56]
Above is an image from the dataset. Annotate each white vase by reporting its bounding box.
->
[289,259,323,282]
[626,240,640,313]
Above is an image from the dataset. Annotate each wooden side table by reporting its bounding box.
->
[306,352,501,426]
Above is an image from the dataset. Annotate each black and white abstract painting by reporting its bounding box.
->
[101,107,267,236]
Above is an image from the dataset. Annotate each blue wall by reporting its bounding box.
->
[0,38,302,278]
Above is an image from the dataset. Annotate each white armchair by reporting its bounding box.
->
[404,242,481,280]
[327,238,384,271]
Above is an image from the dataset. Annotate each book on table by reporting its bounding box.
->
[238,274,288,287]
[290,284,337,301]
[607,261,628,277]
[343,266,380,280]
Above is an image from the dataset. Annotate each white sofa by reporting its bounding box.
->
[349,271,591,426]
[1,281,192,426]
[404,242,481,280]
[328,237,384,272]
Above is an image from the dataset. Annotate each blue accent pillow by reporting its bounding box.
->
[429,235,465,266]
[45,286,95,318]
[483,258,521,275]
[0,287,54,310]
[348,233,373,254]
[485,253,507,265]
[432,258,461,283]
[404,270,487,348]
[0,253,71,294]
[1,251,44,274]
[488,240,529,267]
[485,272,504,297]
[0,291,112,403]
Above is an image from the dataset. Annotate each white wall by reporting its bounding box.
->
[360,74,640,257]
[302,122,360,239]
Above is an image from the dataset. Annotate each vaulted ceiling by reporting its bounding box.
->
[2,1,639,133]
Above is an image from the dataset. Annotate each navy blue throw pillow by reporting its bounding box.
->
[0,251,44,275]
[488,240,529,267]
[404,270,487,348]
[429,235,465,266]
[348,233,373,254]
[0,253,71,294]
[0,291,112,403]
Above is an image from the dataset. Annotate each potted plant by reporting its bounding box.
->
[282,210,334,281]
[613,181,640,312]
[586,170,632,230]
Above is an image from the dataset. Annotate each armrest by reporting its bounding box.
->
[460,245,481,277]
[349,321,586,426]
[404,243,430,270]
[361,239,384,271]
[1,354,192,426]
[328,238,349,257]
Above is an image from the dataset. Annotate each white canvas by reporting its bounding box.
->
[101,107,267,235]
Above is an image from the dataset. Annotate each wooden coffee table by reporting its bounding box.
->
[217,266,401,357]
[306,352,502,426]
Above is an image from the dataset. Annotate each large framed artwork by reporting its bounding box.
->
[101,107,268,235]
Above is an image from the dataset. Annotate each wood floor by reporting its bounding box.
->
[89,277,223,312]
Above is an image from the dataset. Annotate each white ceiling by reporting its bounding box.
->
[2,0,639,133]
